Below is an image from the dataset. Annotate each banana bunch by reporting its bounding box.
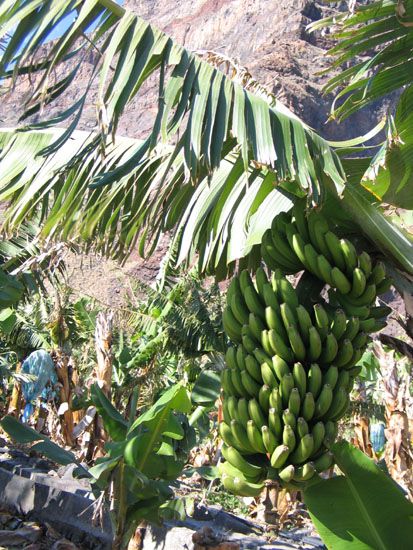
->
[220,208,392,495]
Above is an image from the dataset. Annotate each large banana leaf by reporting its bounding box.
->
[0,1,412,275]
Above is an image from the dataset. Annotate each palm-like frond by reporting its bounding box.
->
[309,0,413,120]
[0,1,412,275]
[310,0,413,209]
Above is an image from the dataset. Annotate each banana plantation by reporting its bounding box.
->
[0,0,412,549]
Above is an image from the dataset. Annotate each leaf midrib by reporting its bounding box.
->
[344,471,387,550]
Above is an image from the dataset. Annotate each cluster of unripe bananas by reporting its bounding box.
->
[219,204,391,496]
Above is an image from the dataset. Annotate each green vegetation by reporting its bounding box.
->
[0,1,412,549]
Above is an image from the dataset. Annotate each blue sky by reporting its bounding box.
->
[44,0,125,42]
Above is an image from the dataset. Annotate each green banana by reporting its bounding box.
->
[227,396,238,421]
[222,308,242,343]
[230,294,250,325]
[245,354,262,383]
[247,420,267,454]
[288,387,301,416]
[358,317,376,332]
[265,306,288,340]
[237,398,251,427]
[308,326,322,361]
[244,284,265,318]
[329,391,350,421]
[269,390,283,414]
[311,421,326,454]
[324,230,346,272]
[249,312,266,341]
[226,277,242,308]
[331,266,352,295]
[221,445,264,478]
[272,355,290,382]
[371,262,386,285]
[296,305,312,343]
[242,334,257,354]
[340,238,358,275]
[225,347,238,371]
[221,474,264,497]
[334,338,354,368]
[221,369,238,396]
[279,464,295,483]
[326,387,348,420]
[290,433,314,465]
[271,222,303,268]
[261,362,279,389]
[308,364,322,399]
[349,267,366,299]
[376,277,392,295]
[262,425,277,454]
[255,266,269,297]
[332,291,371,319]
[313,452,334,473]
[314,303,329,340]
[270,444,290,468]
[317,254,334,286]
[343,316,360,341]
[280,373,295,407]
[219,422,237,447]
[287,227,308,267]
[278,277,299,309]
[222,400,231,425]
[282,409,297,429]
[324,421,338,446]
[330,308,347,340]
[269,407,283,438]
[280,302,298,330]
[262,329,276,356]
[268,329,294,362]
[287,324,306,361]
[282,424,296,451]
[358,251,372,278]
[239,270,254,294]
[241,369,261,397]
[236,345,247,371]
[229,420,255,453]
[293,462,315,482]
[262,231,298,272]
[302,392,315,421]
[293,362,307,398]
[320,333,339,364]
[369,305,392,319]
[342,347,363,370]
[345,283,376,307]
[292,200,310,242]
[253,348,273,368]
[302,242,321,278]
[351,331,368,349]
[258,384,271,411]
[315,384,333,419]
[262,283,281,311]
[248,398,266,429]
[230,368,249,398]
[297,417,309,438]
[323,365,338,389]
[336,369,350,392]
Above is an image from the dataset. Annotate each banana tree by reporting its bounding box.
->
[0,0,411,281]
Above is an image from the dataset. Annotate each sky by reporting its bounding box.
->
[36,0,125,43]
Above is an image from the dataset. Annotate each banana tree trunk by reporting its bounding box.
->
[95,311,114,397]
[374,342,413,500]
[7,362,22,417]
